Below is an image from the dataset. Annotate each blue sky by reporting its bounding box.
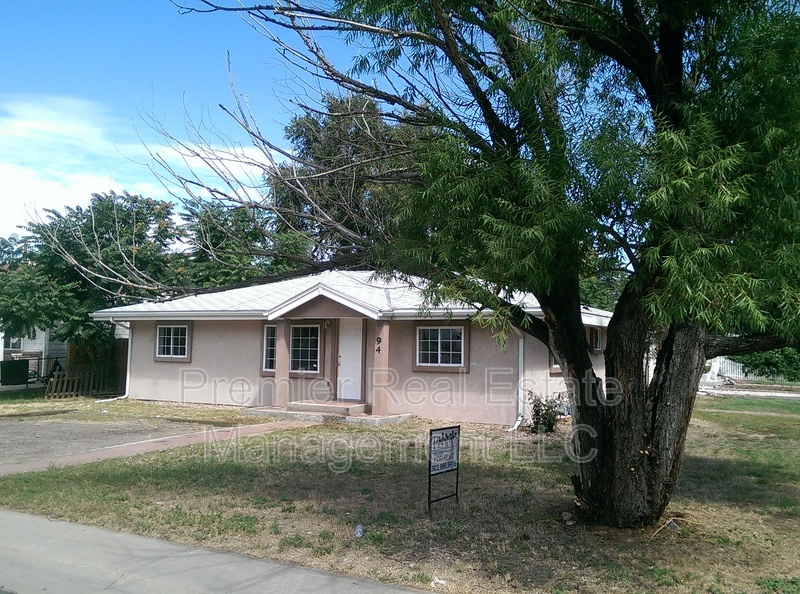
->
[0,1,322,238]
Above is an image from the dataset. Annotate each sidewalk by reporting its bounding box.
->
[700,387,800,400]
[0,509,421,593]
[0,421,312,477]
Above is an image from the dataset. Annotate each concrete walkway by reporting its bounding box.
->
[702,388,800,399]
[0,510,421,593]
[0,421,312,477]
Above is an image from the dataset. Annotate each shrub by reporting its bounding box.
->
[730,348,800,382]
[528,391,558,433]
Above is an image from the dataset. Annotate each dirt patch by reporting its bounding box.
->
[0,418,209,465]
[0,409,77,419]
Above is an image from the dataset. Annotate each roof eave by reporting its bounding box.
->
[90,310,268,322]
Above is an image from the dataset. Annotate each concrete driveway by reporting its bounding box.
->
[0,416,311,476]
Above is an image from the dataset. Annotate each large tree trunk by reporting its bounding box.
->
[542,283,708,528]
[580,321,706,527]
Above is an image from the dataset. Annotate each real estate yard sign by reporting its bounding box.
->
[428,426,460,515]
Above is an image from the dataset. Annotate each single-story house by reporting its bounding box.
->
[91,271,611,426]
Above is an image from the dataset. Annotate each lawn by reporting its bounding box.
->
[0,389,270,426]
[0,396,797,593]
[694,395,800,416]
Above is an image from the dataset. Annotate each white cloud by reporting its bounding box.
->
[0,94,285,239]
[0,95,165,237]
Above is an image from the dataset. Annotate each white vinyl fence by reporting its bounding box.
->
[709,356,787,384]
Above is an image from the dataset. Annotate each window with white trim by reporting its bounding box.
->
[3,335,22,350]
[417,326,464,366]
[590,327,604,354]
[156,325,189,359]
[263,325,277,372]
[290,325,320,373]
[549,350,561,373]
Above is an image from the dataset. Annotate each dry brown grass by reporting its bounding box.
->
[0,394,269,427]
[0,400,798,593]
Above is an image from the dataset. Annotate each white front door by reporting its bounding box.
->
[337,318,363,401]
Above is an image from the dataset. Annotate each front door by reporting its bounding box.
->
[337,318,363,401]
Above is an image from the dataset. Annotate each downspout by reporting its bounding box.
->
[508,327,525,431]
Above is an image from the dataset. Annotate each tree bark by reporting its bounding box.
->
[540,280,709,528]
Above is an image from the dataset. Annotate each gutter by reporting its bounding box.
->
[107,316,130,332]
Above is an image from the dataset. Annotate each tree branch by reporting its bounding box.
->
[705,333,790,359]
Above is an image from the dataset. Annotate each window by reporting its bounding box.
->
[263,325,277,372]
[290,325,320,373]
[416,326,465,367]
[3,335,22,350]
[155,324,191,361]
[549,350,561,374]
[589,327,604,354]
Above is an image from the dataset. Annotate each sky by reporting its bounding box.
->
[0,1,326,238]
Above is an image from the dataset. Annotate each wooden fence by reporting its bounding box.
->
[44,368,112,399]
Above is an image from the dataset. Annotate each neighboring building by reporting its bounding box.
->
[91,271,611,425]
[1,328,68,380]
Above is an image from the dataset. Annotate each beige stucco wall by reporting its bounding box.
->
[521,334,566,399]
[366,320,521,425]
[282,296,368,319]
[128,320,336,407]
[520,330,607,420]
[366,321,608,426]
[128,316,608,425]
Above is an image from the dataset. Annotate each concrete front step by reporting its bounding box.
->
[245,406,413,426]
[286,400,372,416]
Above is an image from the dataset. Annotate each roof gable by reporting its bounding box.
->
[268,289,382,320]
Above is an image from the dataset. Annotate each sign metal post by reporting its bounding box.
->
[428,425,460,517]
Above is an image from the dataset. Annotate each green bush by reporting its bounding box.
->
[528,392,558,433]
[730,348,800,382]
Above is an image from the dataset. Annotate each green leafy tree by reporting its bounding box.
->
[144,90,416,278]
[0,235,82,341]
[31,190,188,299]
[168,1,800,526]
[273,94,415,249]
[1,192,188,354]
[181,200,310,287]
[730,349,800,382]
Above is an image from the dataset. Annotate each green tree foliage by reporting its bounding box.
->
[145,91,417,276]
[171,0,800,526]
[731,349,800,382]
[0,235,82,340]
[0,192,186,350]
[181,200,310,287]
[267,93,418,266]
